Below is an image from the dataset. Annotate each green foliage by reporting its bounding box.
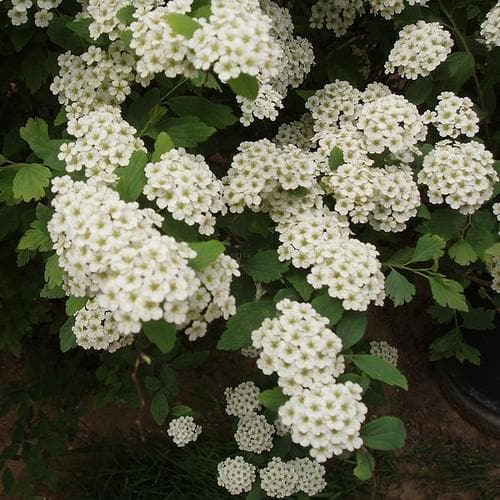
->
[188,240,225,269]
[227,73,259,100]
[115,150,148,202]
[350,355,408,390]
[164,13,202,38]
[361,416,406,450]
[12,164,51,202]
[385,270,416,306]
[151,390,170,425]
[328,146,344,170]
[242,249,289,283]
[168,96,238,128]
[311,292,344,326]
[143,320,177,354]
[336,312,367,350]
[17,203,52,252]
[353,448,375,480]
[427,276,468,312]
[152,131,175,162]
[412,234,446,263]
[258,387,288,412]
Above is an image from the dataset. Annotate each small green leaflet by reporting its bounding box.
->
[311,292,343,326]
[150,391,169,425]
[188,240,225,270]
[117,5,135,23]
[44,254,63,289]
[328,146,344,170]
[162,116,216,147]
[115,150,148,202]
[485,242,500,258]
[164,13,202,38]
[258,387,288,412]
[59,317,76,353]
[448,240,477,266]
[12,164,51,202]
[461,307,495,331]
[218,300,276,350]
[336,311,367,350]
[17,204,52,252]
[171,404,193,417]
[361,416,406,450]
[242,249,289,283]
[151,132,174,162]
[385,270,416,306]
[437,52,475,91]
[143,320,177,353]
[427,275,468,312]
[66,296,87,316]
[227,73,259,100]
[350,354,408,390]
[353,448,375,481]
[404,76,433,105]
[426,208,466,241]
[285,270,313,301]
[412,234,446,262]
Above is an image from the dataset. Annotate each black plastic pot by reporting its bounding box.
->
[437,328,500,438]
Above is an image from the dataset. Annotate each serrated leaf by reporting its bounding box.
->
[168,96,238,129]
[354,448,375,481]
[259,387,288,412]
[115,150,148,202]
[242,250,289,283]
[285,270,313,301]
[117,5,135,23]
[151,391,169,425]
[448,239,477,266]
[426,208,467,240]
[163,116,216,147]
[143,320,177,353]
[188,240,225,270]
[412,234,446,262]
[350,355,408,390]
[12,164,51,202]
[218,300,276,350]
[385,270,416,306]
[361,416,406,450]
[227,73,259,100]
[336,311,367,350]
[151,132,174,162]
[437,52,475,91]
[311,292,344,326]
[164,13,201,38]
[17,204,52,252]
[59,317,76,353]
[429,328,462,361]
[65,296,87,316]
[427,276,468,312]
[461,307,495,331]
[428,304,454,324]
[465,225,496,261]
[328,146,344,170]
[44,253,63,289]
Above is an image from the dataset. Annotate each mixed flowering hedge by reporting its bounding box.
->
[0,0,499,497]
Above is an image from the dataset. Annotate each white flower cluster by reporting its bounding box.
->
[234,413,275,453]
[144,148,226,235]
[48,177,201,348]
[370,340,399,366]
[224,381,261,417]
[385,21,453,79]
[58,105,144,184]
[480,2,500,49]
[368,0,429,19]
[50,43,136,119]
[417,140,498,214]
[309,0,364,36]
[223,139,318,213]
[258,457,327,498]
[5,0,60,26]
[167,416,202,447]
[182,254,240,341]
[274,114,315,151]
[423,92,479,138]
[217,456,256,495]
[323,164,421,232]
[279,381,367,462]
[252,299,345,396]
[487,257,500,293]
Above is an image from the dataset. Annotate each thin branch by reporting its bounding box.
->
[131,353,146,442]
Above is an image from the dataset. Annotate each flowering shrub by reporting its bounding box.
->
[0,0,499,496]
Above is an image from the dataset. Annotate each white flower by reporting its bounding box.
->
[225,381,261,417]
[370,340,399,366]
[480,2,500,49]
[310,0,364,36]
[260,457,299,498]
[217,456,256,495]
[167,416,202,447]
[234,413,275,453]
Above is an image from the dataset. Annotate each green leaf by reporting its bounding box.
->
[151,132,174,162]
[361,416,406,450]
[311,292,344,326]
[427,276,468,312]
[437,52,475,91]
[44,254,63,289]
[65,296,87,316]
[188,240,225,270]
[12,164,51,202]
[117,5,135,23]
[285,270,313,301]
[273,288,300,303]
[66,18,93,42]
[143,320,177,353]
[259,387,288,412]
[328,146,344,170]
[429,328,462,361]
[404,76,433,105]
[426,209,466,240]
[336,312,367,350]
[59,317,76,353]
[162,213,201,242]
[354,448,375,481]
[485,242,500,258]
[350,355,408,390]
[385,270,416,306]
[144,376,161,392]
[448,240,478,266]
[151,391,169,425]
[465,225,496,261]
[170,350,210,370]
[229,211,270,238]
[41,284,65,298]
[428,304,454,324]
[246,481,265,500]
[54,107,67,126]
[115,150,148,202]
[19,118,66,171]
[17,204,52,252]
[461,307,495,331]
[160,365,180,396]
[164,13,202,38]
[163,116,216,147]
[21,47,48,94]
[227,73,259,100]
[218,300,276,350]
[168,96,238,129]
[242,250,289,283]
[171,404,193,417]
[412,234,446,262]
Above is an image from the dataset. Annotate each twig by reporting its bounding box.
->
[131,353,146,442]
